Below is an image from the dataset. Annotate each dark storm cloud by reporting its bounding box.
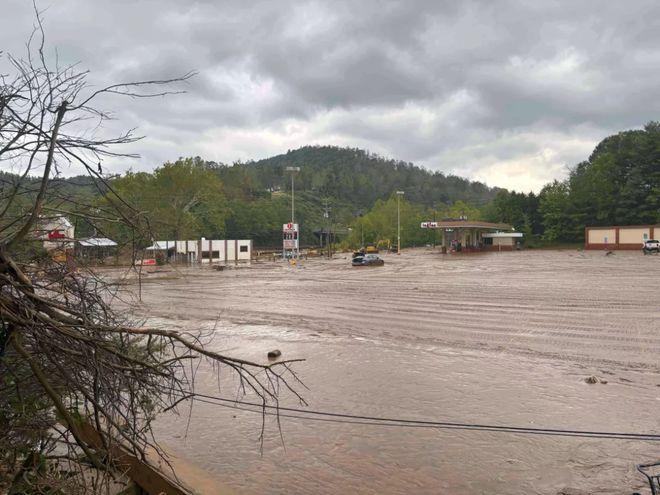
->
[2,0,660,190]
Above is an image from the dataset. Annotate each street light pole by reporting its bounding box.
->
[396,191,404,255]
[286,167,300,224]
[323,199,331,259]
[433,205,437,249]
[361,221,364,248]
[356,211,364,248]
[291,173,294,223]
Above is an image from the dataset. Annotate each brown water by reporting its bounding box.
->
[128,249,660,494]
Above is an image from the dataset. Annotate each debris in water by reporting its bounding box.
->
[267,349,282,359]
[584,375,607,384]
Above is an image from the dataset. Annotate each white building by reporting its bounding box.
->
[145,238,252,264]
[34,215,75,252]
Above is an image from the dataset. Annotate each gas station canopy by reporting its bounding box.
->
[421,221,513,230]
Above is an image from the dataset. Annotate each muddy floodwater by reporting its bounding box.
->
[125,249,659,494]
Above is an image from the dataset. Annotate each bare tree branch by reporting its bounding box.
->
[0,8,305,493]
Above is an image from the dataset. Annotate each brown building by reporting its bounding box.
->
[584,225,659,250]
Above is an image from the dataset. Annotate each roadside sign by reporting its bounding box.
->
[283,223,299,256]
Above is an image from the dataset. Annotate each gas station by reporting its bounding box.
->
[421,220,523,252]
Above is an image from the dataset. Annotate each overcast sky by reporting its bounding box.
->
[2,1,660,192]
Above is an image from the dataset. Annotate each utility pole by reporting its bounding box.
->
[361,218,364,249]
[396,191,404,255]
[356,211,364,248]
[432,205,437,249]
[323,199,332,259]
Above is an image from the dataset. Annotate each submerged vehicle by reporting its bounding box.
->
[642,239,660,254]
[351,253,385,267]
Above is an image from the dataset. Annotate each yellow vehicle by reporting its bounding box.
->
[365,240,392,253]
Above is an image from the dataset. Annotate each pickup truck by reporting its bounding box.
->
[642,239,660,254]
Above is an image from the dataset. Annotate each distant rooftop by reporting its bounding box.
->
[77,237,117,247]
[422,220,513,230]
[482,232,524,238]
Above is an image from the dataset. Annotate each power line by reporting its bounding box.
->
[189,393,660,442]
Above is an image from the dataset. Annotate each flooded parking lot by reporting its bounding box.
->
[128,249,660,494]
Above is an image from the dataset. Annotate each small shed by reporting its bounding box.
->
[76,237,118,261]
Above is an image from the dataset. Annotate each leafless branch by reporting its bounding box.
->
[0,7,305,493]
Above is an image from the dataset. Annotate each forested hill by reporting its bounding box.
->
[0,145,501,248]
[238,146,501,208]
[3,125,658,249]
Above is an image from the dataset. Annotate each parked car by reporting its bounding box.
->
[351,253,385,266]
[642,239,660,254]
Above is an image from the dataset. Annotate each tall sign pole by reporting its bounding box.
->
[396,191,404,255]
[285,167,301,258]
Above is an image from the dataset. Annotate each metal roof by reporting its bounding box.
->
[481,232,524,238]
[422,221,513,230]
[145,241,176,250]
[78,237,117,247]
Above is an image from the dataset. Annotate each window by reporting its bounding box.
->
[201,250,220,259]
[240,245,248,253]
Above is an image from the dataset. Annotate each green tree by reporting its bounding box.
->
[539,181,573,242]
[101,158,228,243]
[346,194,428,248]
[438,200,483,222]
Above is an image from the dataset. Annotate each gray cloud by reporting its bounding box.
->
[2,0,660,191]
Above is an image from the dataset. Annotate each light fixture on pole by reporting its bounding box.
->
[396,191,404,255]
